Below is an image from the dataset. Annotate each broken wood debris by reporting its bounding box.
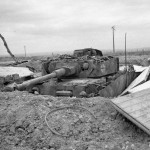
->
[0,74,20,84]
[111,87,150,136]
[98,71,136,98]
[121,66,150,96]
[0,74,21,91]
[0,66,34,91]
[128,80,150,94]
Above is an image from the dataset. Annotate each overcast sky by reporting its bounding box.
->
[0,0,150,55]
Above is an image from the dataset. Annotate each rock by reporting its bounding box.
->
[0,118,8,127]
[110,111,117,119]
[0,77,5,84]
[3,86,14,92]
[47,101,53,107]
[12,74,20,81]
[42,147,48,150]
[27,124,35,133]
[9,125,15,134]
[5,136,19,145]
[131,144,135,150]
[20,140,26,146]
[15,120,23,128]
[33,128,42,139]
[1,127,7,132]
[5,75,13,83]
[75,144,88,150]
[16,127,26,135]
[49,139,62,150]
[0,82,4,90]
[87,145,97,150]
[104,145,109,149]
[111,146,121,150]
[22,120,30,128]
[49,148,55,150]
[102,119,106,125]
[34,91,39,95]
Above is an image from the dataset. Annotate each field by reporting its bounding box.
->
[1,49,150,66]
[0,51,150,150]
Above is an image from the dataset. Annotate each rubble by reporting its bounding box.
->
[0,66,34,91]
[121,66,150,95]
[0,66,33,78]
[0,91,149,150]
[128,80,150,93]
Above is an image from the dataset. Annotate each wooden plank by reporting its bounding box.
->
[133,65,147,72]
[111,88,150,135]
[128,80,150,94]
[110,101,150,135]
[136,113,150,123]
[117,96,150,109]
[142,121,150,129]
[99,71,135,98]
[130,106,150,118]
[119,65,147,72]
[123,99,150,113]
[121,66,150,96]
[112,87,150,104]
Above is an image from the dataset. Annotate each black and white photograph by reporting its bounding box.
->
[0,0,150,149]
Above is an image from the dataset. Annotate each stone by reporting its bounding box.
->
[0,77,5,84]
[5,75,13,83]
[12,74,20,81]
[87,145,97,150]
[9,125,15,133]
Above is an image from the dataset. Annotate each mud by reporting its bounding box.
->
[0,91,150,150]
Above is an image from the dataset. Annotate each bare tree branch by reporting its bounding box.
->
[0,34,19,63]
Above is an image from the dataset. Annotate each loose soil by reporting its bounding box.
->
[0,91,150,150]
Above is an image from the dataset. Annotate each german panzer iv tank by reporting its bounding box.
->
[6,48,119,97]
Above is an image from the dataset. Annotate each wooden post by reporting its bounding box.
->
[24,45,26,58]
[125,33,128,88]
[112,26,115,53]
[125,33,127,67]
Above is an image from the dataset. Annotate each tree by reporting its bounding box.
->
[0,34,18,63]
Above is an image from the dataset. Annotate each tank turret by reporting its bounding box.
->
[42,48,119,78]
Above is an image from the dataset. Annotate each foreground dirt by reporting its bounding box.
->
[0,91,150,150]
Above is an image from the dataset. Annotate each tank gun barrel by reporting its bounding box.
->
[15,66,77,91]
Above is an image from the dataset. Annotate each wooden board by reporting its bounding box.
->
[0,66,33,78]
[133,65,147,72]
[119,65,147,72]
[111,88,150,135]
[121,66,150,96]
[98,71,136,97]
[128,80,150,94]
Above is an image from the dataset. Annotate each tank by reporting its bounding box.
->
[6,48,119,97]
[38,48,119,97]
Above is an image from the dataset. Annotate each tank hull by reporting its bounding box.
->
[36,78,107,97]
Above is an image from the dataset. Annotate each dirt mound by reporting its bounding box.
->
[0,91,150,150]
